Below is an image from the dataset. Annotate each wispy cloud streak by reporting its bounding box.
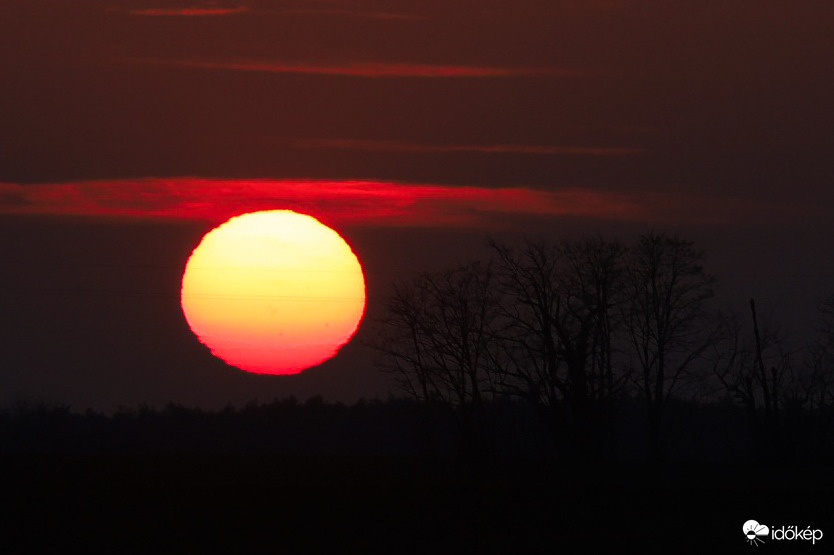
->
[127,5,418,20]
[0,179,809,227]
[298,139,645,156]
[128,58,573,78]
[277,9,422,20]
[129,6,250,17]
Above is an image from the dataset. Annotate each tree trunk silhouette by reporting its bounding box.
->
[750,298,778,456]
[490,237,625,460]
[370,262,500,459]
[623,232,714,461]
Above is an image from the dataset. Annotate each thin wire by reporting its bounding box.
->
[0,260,415,276]
[0,288,366,302]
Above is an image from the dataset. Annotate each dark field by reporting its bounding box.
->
[3,454,831,552]
[2,398,831,552]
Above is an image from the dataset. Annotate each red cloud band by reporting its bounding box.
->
[0,179,807,227]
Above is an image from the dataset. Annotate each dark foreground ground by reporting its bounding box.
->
[2,454,831,553]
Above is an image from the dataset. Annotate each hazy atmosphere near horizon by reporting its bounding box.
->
[2,0,833,412]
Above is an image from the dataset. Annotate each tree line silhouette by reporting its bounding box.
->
[0,396,426,455]
[2,231,832,464]
[371,231,834,462]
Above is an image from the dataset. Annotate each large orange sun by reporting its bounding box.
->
[180,210,366,375]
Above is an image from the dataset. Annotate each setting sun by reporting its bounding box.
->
[180,210,366,374]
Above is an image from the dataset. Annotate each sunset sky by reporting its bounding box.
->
[2,0,833,410]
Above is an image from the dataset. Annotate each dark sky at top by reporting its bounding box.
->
[1,0,833,410]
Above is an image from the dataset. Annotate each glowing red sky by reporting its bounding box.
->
[1,0,833,410]
[3,0,832,213]
[0,179,813,227]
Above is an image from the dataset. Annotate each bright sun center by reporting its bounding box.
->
[180,210,366,375]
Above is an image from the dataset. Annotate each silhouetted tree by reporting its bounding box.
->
[805,294,834,455]
[488,240,563,425]
[489,237,627,458]
[709,299,833,460]
[622,232,715,460]
[372,261,501,457]
[808,295,834,409]
[560,237,629,404]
